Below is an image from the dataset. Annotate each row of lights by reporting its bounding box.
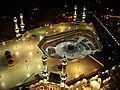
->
[29,80,63,89]
[44,22,73,33]
[69,65,119,90]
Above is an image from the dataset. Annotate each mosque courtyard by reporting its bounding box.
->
[0,22,104,90]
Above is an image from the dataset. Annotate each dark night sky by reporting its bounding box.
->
[0,0,119,41]
[0,0,81,15]
[0,1,64,15]
[0,0,119,15]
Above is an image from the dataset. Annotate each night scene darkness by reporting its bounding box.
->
[0,0,120,90]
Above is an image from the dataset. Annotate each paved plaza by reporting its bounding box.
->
[0,22,103,90]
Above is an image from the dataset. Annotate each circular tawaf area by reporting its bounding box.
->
[55,41,85,60]
[63,44,79,53]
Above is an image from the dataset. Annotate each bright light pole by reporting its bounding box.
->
[41,53,49,84]
[82,6,86,22]
[73,5,77,21]
[60,56,68,90]
[25,60,28,70]
[13,17,21,38]
[20,13,25,32]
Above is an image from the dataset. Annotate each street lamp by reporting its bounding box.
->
[25,60,28,70]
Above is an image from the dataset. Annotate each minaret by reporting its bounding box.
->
[41,54,49,84]
[82,6,86,22]
[73,5,77,21]
[20,13,25,32]
[60,56,68,90]
[13,17,20,38]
